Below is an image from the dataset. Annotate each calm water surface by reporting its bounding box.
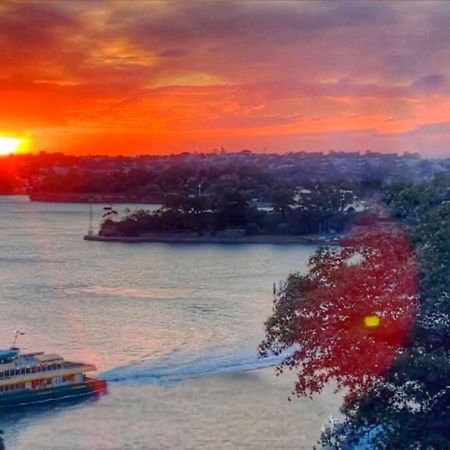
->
[0,196,340,449]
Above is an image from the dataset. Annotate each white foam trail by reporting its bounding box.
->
[101,346,287,385]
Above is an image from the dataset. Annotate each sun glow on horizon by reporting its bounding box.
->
[0,136,30,155]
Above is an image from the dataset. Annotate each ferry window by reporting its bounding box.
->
[31,367,36,373]
[0,372,3,378]
[4,371,9,377]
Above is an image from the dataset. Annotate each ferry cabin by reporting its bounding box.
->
[0,351,96,394]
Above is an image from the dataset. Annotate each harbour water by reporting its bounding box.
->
[0,196,340,449]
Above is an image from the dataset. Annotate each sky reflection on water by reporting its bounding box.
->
[0,196,338,449]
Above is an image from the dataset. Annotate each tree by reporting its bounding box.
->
[162,193,189,213]
[271,189,293,216]
[102,206,118,222]
[260,226,419,402]
[335,205,450,450]
[261,178,450,449]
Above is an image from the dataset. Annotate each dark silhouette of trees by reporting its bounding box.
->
[0,169,17,193]
[99,181,359,237]
[102,206,118,222]
[270,189,293,216]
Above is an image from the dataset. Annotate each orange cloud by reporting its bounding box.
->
[1,1,450,156]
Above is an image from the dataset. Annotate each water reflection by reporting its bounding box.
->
[0,197,320,449]
[0,389,107,449]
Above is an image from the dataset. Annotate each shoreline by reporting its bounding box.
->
[84,233,339,245]
[28,193,162,204]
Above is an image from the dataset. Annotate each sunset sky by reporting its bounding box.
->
[2,1,450,156]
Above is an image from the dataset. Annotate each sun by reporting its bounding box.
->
[0,136,26,155]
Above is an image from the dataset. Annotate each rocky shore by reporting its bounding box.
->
[84,232,339,245]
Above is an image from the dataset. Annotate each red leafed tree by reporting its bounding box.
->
[260,225,419,401]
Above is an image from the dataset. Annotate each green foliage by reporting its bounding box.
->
[262,176,450,449]
[100,183,358,237]
[383,174,450,224]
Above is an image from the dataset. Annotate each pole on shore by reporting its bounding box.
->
[88,204,94,236]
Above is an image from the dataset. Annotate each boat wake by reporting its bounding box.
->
[101,346,286,386]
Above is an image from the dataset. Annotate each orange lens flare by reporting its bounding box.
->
[364,314,381,328]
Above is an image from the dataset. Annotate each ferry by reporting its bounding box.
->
[0,332,106,410]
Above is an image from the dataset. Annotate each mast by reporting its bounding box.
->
[88,204,94,236]
[11,329,24,349]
